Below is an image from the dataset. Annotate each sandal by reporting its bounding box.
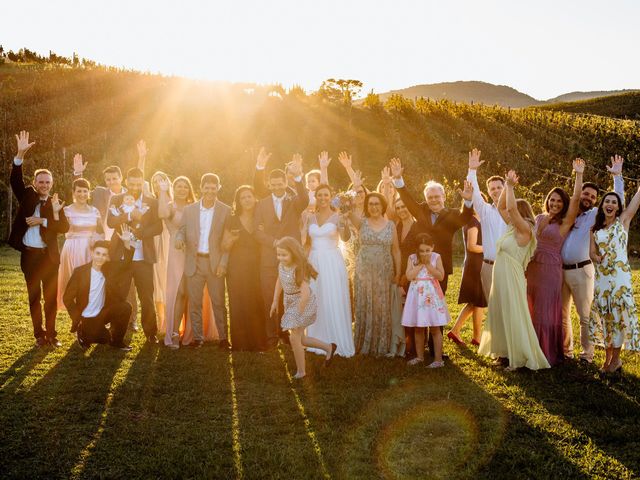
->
[407,357,424,366]
[427,361,445,369]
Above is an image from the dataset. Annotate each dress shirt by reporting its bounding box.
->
[131,195,145,261]
[14,157,48,247]
[466,169,508,262]
[82,267,106,318]
[272,193,285,221]
[392,176,474,222]
[561,174,624,264]
[198,200,215,253]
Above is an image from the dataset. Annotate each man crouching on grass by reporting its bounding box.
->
[63,232,134,351]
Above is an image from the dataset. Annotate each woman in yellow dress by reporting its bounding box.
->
[478,170,550,371]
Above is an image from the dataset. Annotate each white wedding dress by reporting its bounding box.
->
[306,214,355,357]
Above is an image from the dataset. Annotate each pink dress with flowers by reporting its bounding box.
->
[401,253,450,328]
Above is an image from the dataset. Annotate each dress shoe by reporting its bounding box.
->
[130,321,140,332]
[324,343,338,367]
[471,338,480,346]
[35,336,48,347]
[187,340,204,348]
[110,342,132,352]
[447,331,465,345]
[48,337,62,348]
[77,333,89,350]
[218,339,231,350]
[146,335,159,344]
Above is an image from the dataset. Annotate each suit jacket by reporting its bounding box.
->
[397,185,473,275]
[9,162,70,263]
[176,199,231,277]
[63,258,131,325]
[106,193,163,264]
[254,180,309,269]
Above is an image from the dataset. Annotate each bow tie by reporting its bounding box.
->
[39,199,47,207]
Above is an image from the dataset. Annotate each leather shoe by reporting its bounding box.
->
[35,336,48,347]
[77,333,89,350]
[187,340,204,348]
[110,342,132,351]
[447,331,465,345]
[146,335,159,344]
[49,337,62,348]
[218,339,231,350]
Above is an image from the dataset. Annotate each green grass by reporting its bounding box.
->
[1,244,639,479]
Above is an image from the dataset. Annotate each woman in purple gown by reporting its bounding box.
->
[526,159,584,365]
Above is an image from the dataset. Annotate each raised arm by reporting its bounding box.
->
[505,171,532,244]
[559,158,584,236]
[497,183,509,224]
[156,177,172,219]
[347,171,366,230]
[466,148,490,218]
[620,183,640,230]
[253,147,271,199]
[10,131,36,201]
[390,158,426,224]
[607,154,625,204]
[288,154,310,214]
[318,151,331,185]
[137,140,147,174]
[338,151,356,184]
[380,165,397,221]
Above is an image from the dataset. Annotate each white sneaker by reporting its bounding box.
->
[427,361,445,369]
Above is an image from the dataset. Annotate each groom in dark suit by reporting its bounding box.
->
[254,152,309,349]
[63,239,133,350]
[9,131,70,347]
[106,167,163,343]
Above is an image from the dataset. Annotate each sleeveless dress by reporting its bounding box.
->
[354,218,394,355]
[154,222,170,330]
[226,214,265,351]
[478,226,550,370]
[589,219,640,350]
[457,217,487,307]
[279,264,317,330]
[526,215,567,366]
[306,214,355,357]
[401,253,450,327]
[57,205,102,310]
[163,205,217,346]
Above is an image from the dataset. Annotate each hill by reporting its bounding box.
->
[374,81,540,108]
[536,91,640,120]
[1,63,639,239]
[545,89,638,104]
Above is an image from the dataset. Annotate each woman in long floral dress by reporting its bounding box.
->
[589,186,640,373]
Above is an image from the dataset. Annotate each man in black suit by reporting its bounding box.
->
[253,151,309,348]
[106,167,163,343]
[63,239,133,350]
[9,131,70,347]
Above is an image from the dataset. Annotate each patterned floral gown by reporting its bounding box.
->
[589,219,640,350]
[354,218,394,355]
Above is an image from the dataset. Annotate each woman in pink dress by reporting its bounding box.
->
[150,171,172,334]
[157,176,217,348]
[526,159,584,365]
[57,178,103,310]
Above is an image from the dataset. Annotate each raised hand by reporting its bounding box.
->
[506,170,519,187]
[352,170,365,190]
[457,180,474,201]
[157,177,171,192]
[381,166,392,184]
[468,148,484,170]
[137,140,148,159]
[288,153,303,178]
[15,131,35,159]
[73,154,87,175]
[256,147,271,169]
[318,151,331,169]
[337,151,352,170]
[573,158,585,174]
[118,224,133,243]
[389,158,403,179]
[51,193,65,213]
[606,155,624,176]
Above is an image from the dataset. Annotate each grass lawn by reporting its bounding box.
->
[1,245,639,479]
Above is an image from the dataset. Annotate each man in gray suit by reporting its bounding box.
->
[175,173,231,349]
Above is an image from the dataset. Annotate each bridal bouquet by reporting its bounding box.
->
[331,190,357,214]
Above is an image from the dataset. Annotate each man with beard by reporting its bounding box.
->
[560,155,624,363]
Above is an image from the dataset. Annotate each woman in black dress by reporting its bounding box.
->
[447,213,487,346]
[222,185,266,351]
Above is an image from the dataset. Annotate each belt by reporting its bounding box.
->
[197,252,210,257]
[483,259,495,265]
[563,260,592,270]
[24,246,47,253]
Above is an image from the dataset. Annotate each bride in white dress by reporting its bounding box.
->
[306,184,355,357]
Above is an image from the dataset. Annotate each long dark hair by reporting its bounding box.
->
[544,187,570,224]
[172,176,196,204]
[592,191,622,232]
[276,237,318,286]
[232,185,256,215]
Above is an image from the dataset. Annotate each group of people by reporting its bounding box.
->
[9,129,640,377]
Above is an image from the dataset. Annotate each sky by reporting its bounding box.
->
[3,0,639,100]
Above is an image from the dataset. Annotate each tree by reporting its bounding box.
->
[363,90,381,109]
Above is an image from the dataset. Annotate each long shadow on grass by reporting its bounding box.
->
[496,359,640,476]
[0,346,50,390]
[77,343,236,478]
[0,343,127,479]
